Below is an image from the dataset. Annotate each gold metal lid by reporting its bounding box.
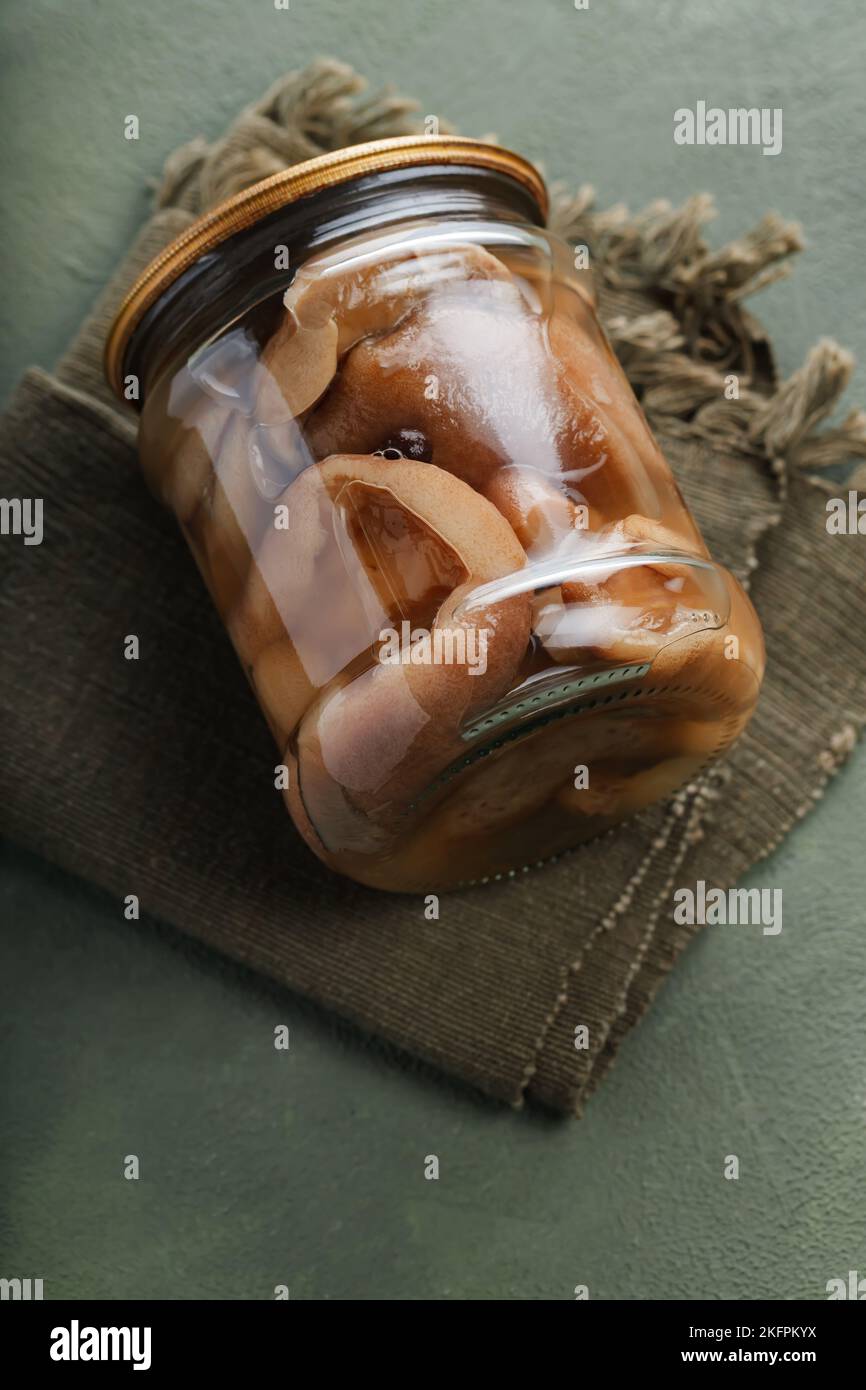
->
[103,134,548,400]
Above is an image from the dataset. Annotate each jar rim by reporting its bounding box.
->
[103,134,549,401]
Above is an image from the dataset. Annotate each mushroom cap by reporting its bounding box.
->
[274,453,532,855]
[256,240,514,427]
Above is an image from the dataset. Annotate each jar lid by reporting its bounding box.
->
[103,134,549,400]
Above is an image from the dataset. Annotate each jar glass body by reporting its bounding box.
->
[135,190,764,891]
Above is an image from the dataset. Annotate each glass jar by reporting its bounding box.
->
[106,135,764,892]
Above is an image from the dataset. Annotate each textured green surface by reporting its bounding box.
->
[1,0,865,1300]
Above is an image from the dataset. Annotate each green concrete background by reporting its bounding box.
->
[1,0,864,1300]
